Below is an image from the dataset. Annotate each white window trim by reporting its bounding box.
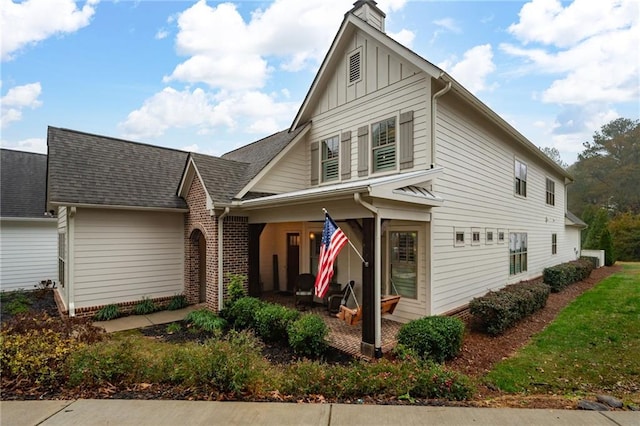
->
[552,233,558,255]
[472,227,481,246]
[545,177,556,206]
[514,157,528,198]
[486,228,494,245]
[370,114,398,175]
[454,228,465,247]
[497,229,505,244]
[320,135,340,183]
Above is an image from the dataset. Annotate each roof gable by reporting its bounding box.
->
[47,127,189,210]
[1,149,48,218]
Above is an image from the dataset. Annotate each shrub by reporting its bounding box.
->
[222,297,265,330]
[580,256,599,270]
[2,290,32,315]
[287,314,328,357]
[254,303,300,343]
[469,282,551,335]
[543,259,594,292]
[397,316,464,363]
[167,294,188,311]
[184,309,226,334]
[67,338,138,386]
[133,297,158,315]
[226,273,247,306]
[94,304,120,321]
[1,328,83,386]
[600,229,616,266]
[166,322,181,334]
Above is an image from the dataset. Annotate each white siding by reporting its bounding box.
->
[57,206,69,307]
[252,139,308,194]
[430,95,573,314]
[72,209,184,308]
[0,220,58,291]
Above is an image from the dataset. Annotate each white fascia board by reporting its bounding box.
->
[0,216,57,222]
[177,156,197,197]
[235,123,311,200]
[46,202,189,213]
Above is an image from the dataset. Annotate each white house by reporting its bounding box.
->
[1,149,58,292]
[46,1,586,357]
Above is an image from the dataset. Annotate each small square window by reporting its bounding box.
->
[454,229,465,247]
[472,228,481,245]
[497,229,505,244]
[486,230,494,244]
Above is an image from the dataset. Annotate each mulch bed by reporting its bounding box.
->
[0,266,624,408]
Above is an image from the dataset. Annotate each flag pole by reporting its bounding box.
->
[323,208,369,267]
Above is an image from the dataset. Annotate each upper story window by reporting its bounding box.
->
[546,178,555,206]
[514,159,527,197]
[321,136,339,182]
[372,117,396,172]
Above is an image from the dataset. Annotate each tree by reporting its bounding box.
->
[599,228,615,266]
[609,212,640,261]
[568,117,640,217]
[540,146,568,168]
[583,208,609,250]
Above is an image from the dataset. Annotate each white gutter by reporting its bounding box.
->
[68,207,76,317]
[431,75,452,168]
[354,193,382,358]
[217,206,230,311]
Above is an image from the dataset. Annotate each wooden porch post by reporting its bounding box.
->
[248,223,265,297]
[361,217,376,358]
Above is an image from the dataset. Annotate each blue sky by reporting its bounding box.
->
[1,0,638,165]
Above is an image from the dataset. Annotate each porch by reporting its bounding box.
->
[262,291,403,358]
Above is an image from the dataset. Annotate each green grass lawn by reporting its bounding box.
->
[486,263,640,399]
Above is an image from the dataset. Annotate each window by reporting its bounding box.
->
[58,232,66,287]
[321,136,339,182]
[348,49,362,84]
[552,233,557,255]
[390,231,417,299]
[486,230,494,244]
[515,159,527,197]
[310,232,322,275]
[498,230,505,243]
[372,117,396,172]
[546,178,555,206]
[472,228,480,245]
[455,229,465,247]
[509,232,528,275]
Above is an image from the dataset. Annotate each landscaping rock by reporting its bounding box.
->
[596,394,623,408]
[577,400,610,411]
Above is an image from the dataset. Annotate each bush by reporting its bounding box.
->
[543,259,594,292]
[184,308,226,334]
[396,316,464,362]
[287,314,328,357]
[254,303,300,343]
[67,338,138,386]
[94,304,120,321]
[2,290,32,315]
[580,256,599,270]
[469,282,551,335]
[167,294,188,311]
[133,297,158,315]
[222,297,265,330]
[226,273,247,306]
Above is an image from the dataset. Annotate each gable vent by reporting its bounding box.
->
[349,50,361,83]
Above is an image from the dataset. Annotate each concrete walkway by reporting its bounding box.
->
[1,400,638,426]
[93,305,201,333]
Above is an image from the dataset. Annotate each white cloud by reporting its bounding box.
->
[377,0,407,13]
[388,29,415,48]
[1,82,42,128]
[502,0,639,105]
[181,144,199,152]
[119,87,298,140]
[1,0,98,61]
[433,18,461,34]
[155,29,168,40]
[439,44,497,94]
[0,137,47,154]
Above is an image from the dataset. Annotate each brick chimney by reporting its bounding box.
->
[349,0,386,32]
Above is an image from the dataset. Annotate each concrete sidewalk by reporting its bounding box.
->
[1,400,638,426]
[93,305,201,333]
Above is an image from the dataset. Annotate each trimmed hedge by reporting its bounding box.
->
[543,258,594,292]
[221,297,265,330]
[287,314,328,357]
[396,316,464,363]
[469,281,551,336]
[254,304,300,343]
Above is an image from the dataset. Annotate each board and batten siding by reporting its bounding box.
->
[0,220,58,291]
[72,209,184,309]
[430,95,574,315]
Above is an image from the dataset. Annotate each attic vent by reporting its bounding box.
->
[348,50,361,84]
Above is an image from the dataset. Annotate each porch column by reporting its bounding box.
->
[361,217,376,358]
[248,223,265,297]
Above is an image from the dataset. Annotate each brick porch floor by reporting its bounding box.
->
[262,292,403,359]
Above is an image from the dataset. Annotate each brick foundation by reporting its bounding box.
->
[58,295,177,319]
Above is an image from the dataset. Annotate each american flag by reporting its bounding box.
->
[315,213,348,298]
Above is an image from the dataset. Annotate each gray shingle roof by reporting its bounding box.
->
[1,149,48,218]
[221,126,306,193]
[47,127,189,209]
[190,153,249,204]
[565,211,587,227]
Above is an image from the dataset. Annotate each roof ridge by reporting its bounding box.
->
[49,126,188,155]
[221,128,289,157]
[190,151,249,166]
[0,148,47,157]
